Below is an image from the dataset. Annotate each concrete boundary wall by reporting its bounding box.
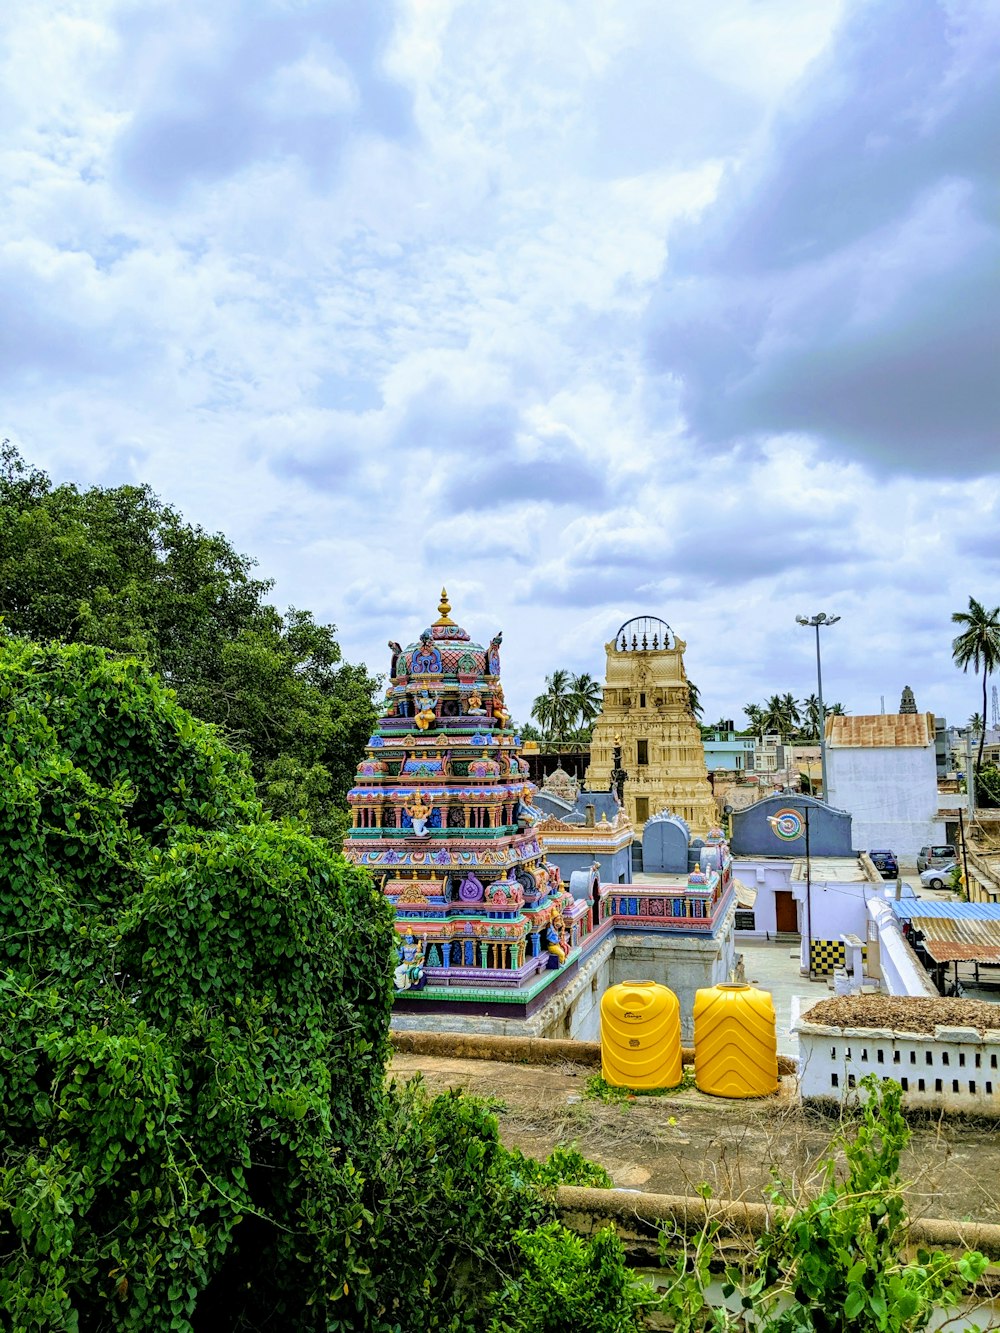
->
[390,1028,799,1077]
[868,898,939,997]
[554,1185,1000,1264]
[796,1019,1000,1116]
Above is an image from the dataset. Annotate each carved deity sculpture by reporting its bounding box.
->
[543,912,567,964]
[404,789,432,837]
[414,688,436,731]
[412,629,443,674]
[493,683,511,729]
[388,640,403,678]
[393,933,426,991]
[488,631,503,677]
[465,689,487,715]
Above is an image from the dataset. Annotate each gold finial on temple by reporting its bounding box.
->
[434,587,456,626]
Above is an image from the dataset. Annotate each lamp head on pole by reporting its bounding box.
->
[795,615,809,625]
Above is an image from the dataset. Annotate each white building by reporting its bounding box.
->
[825,712,945,859]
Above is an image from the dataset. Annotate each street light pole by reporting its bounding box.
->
[796,612,840,801]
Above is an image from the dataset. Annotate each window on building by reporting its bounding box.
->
[635,797,649,823]
[637,739,649,765]
[639,692,646,708]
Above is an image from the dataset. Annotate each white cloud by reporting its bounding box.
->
[0,0,995,738]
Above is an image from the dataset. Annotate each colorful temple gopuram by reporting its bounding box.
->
[342,591,592,1012]
[345,595,737,1035]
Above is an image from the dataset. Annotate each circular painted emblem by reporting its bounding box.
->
[771,808,803,841]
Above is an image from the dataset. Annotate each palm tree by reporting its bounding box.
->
[569,672,603,730]
[968,712,985,735]
[530,669,577,741]
[826,702,847,716]
[530,692,556,739]
[780,692,802,735]
[952,597,1000,773]
[802,693,822,740]
[687,679,703,719]
[762,694,796,741]
[743,703,765,740]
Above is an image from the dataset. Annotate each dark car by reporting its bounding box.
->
[869,849,899,879]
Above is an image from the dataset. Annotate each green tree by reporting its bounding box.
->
[687,678,703,719]
[531,669,577,741]
[968,711,985,734]
[0,444,378,838]
[569,672,603,732]
[952,595,1000,774]
[763,693,798,741]
[0,634,395,1330]
[743,702,765,740]
[801,692,822,739]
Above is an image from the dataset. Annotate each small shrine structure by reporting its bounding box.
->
[343,592,591,1013]
[533,765,635,886]
[586,616,716,836]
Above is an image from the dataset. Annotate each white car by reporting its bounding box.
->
[919,862,957,890]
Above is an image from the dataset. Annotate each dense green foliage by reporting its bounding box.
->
[0,443,379,838]
[487,1222,654,1333]
[736,1078,987,1332]
[739,695,847,743]
[0,634,395,1330]
[975,762,1000,809]
[530,669,604,742]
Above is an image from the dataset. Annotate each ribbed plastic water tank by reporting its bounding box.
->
[600,980,682,1089]
[693,983,778,1098]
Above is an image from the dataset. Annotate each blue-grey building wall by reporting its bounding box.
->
[642,817,691,873]
[730,794,854,858]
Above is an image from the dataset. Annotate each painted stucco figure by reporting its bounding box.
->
[393,933,426,991]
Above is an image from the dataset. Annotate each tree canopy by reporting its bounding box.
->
[952,595,1000,773]
[530,670,604,742]
[0,443,379,838]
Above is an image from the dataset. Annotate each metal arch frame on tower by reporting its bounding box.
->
[614,616,674,651]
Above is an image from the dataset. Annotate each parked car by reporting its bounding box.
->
[916,844,957,873]
[869,849,899,879]
[919,861,958,890]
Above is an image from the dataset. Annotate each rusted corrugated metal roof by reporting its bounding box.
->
[826,711,934,748]
[923,941,1000,965]
[891,899,1000,963]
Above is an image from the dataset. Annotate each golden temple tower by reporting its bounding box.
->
[585,616,716,835]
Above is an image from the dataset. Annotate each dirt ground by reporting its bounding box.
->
[389,1053,1000,1225]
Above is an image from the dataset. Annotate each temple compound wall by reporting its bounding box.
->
[585,616,716,837]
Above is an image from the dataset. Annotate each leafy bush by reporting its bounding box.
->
[486,1222,654,1333]
[739,1076,988,1332]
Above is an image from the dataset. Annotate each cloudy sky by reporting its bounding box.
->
[4,0,999,730]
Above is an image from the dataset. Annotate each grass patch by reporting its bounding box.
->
[584,1068,697,1104]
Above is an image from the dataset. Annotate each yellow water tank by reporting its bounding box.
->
[693,983,778,1098]
[600,980,682,1089]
